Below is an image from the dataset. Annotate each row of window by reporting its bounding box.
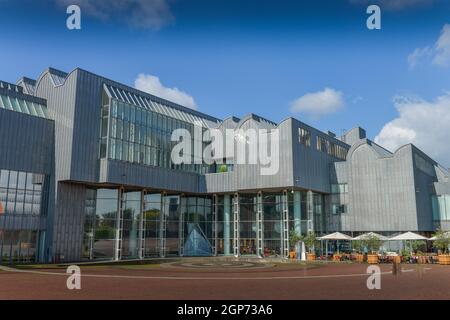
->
[0,94,48,119]
[299,128,348,160]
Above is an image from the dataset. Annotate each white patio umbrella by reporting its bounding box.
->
[318,232,353,240]
[352,232,388,241]
[352,232,388,253]
[318,232,352,254]
[389,232,429,253]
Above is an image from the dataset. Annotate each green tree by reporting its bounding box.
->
[352,240,363,253]
[289,230,302,250]
[302,232,316,254]
[411,240,426,254]
[361,235,382,254]
[432,228,450,254]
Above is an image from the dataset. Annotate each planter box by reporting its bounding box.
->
[332,254,343,261]
[367,254,379,264]
[355,254,364,263]
[438,254,450,265]
[417,256,427,264]
[306,253,316,261]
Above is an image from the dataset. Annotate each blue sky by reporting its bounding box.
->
[1,0,450,165]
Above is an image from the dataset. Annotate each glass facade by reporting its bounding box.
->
[82,188,325,260]
[0,169,48,263]
[101,96,211,174]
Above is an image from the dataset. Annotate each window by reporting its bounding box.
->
[331,183,348,194]
[317,136,328,153]
[299,128,311,147]
[328,142,348,160]
[332,204,347,215]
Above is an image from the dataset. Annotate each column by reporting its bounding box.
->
[178,195,186,256]
[138,190,145,259]
[114,187,124,261]
[233,193,240,257]
[159,193,167,258]
[307,190,314,233]
[256,191,264,258]
[224,194,231,255]
[293,191,302,235]
[281,190,290,258]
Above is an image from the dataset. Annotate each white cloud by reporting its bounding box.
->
[407,47,432,69]
[349,0,433,11]
[375,93,450,166]
[135,74,197,110]
[55,0,173,29]
[289,88,345,119]
[408,24,450,69]
[433,24,450,67]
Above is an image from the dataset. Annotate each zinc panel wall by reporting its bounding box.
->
[0,108,53,174]
[292,119,349,193]
[101,159,200,193]
[340,143,419,232]
[53,182,86,261]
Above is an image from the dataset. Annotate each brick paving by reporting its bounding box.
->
[0,260,449,300]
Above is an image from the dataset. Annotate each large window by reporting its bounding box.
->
[83,188,119,260]
[121,191,142,259]
[143,193,161,257]
[183,196,213,256]
[103,97,211,174]
[263,194,283,256]
[0,169,47,216]
[239,195,257,255]
[432,195,450,221]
